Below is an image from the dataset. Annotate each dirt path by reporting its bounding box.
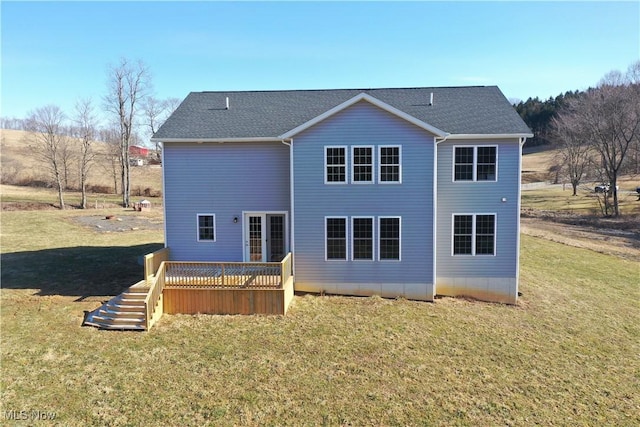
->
[521,211,640,262]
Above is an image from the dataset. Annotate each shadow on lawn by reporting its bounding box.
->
[1,243,163,300]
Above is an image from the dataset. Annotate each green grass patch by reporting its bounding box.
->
[1,207,638,425]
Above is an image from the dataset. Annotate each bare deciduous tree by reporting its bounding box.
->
[554,61,640,216]
[25,105,69,209]
[553,102,592,196]
[73,98,97,209]
[103,58,150,207]
[142,96,180,160]
[99,126,122,194]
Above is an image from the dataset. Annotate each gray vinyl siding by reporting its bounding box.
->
[293,101,435,299]
[436,139,520,278]
[163,141,290,261]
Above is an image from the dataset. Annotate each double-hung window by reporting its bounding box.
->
[326,217,347,260]
[453,214,495,255]
[197,214,216,242]
[352,217,374,260]
[379,217,401,260]
[325,146,346,183]
[454,146,497,181]
[379,146,401,183]
[352,146,373,183]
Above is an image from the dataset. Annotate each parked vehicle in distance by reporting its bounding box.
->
[594,184,619,193]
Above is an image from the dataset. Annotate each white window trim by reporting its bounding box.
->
[451,213,497,256]
[378,145,402,184]
[452,145,498,182]
[196,213,216,242]
[378,216,401,261]
[351,145,374,184]
[351,216,375,261]
[324,145,348,185]
[325,216,348,261]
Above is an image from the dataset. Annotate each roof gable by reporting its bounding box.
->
[279,93,447,139]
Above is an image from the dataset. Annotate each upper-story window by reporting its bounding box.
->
[379,146,402,183]
[325,146,347,183]
[352,146,373,183]
[454,146,497,182]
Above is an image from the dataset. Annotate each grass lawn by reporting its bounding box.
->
[1,209,639,426]
[522,182,640,216]
[0,184,163,211]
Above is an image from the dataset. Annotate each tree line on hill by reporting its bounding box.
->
[513,90,583,147]
[1,58,179,210]
[514,61,640,217]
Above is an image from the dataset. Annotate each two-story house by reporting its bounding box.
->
[152,87,532,304]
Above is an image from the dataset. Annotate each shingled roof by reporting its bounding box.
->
[152,86,532,141]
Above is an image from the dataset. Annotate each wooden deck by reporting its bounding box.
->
[84,250,294,331]
[143,252,294,330]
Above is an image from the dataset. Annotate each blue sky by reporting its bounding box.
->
[1,1,638,123]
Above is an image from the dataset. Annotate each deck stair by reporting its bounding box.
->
[83,282,150,331]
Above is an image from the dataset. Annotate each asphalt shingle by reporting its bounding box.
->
[152,86,532,140]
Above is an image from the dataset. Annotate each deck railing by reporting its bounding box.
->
[163,253,293,289]
[143,261,166,330]
[144,248,169,280]
[280,253,292,287]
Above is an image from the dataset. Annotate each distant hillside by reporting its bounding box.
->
[521,146,560,183]
[0,129,162,195]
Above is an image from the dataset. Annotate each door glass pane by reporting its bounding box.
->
[249,216,262,261]
[269,215,285,262]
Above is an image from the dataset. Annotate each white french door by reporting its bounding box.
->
[243,213,287,262]
[245,214,266,262]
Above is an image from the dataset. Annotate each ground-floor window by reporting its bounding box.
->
[379,217,401,260]
[352,217,374,260]
[326,216,401,261]
[197,214,216,242]
[453,214,495,255]
[325,217,347,260]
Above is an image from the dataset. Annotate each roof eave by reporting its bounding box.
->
[150,137,281,143]
[440,133,534,141]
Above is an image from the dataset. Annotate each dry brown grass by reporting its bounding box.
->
[521,147,559,183]
[2,227,638,425]
[0,129,162,197]
[1,190,639,426]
